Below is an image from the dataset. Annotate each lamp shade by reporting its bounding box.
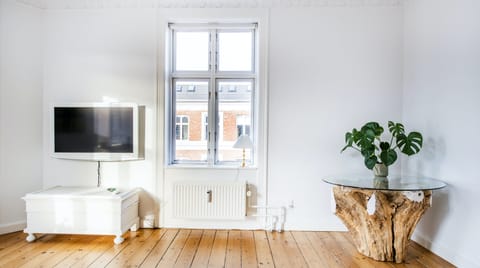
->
[233,135,253,149]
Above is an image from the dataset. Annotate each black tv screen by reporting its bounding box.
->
[54,107,134,153]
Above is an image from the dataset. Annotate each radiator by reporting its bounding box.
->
[172,182,247,220]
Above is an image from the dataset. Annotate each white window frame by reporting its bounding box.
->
[167,23,257,166]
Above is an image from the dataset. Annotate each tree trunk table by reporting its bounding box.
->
[323,176,446,263]
[332,186,431,263]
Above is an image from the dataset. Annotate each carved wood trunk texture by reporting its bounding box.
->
[332,186,431,263]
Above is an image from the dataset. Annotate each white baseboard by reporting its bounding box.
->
[162,219,261,230]
[0,220,26,235]
[412,232,478,267]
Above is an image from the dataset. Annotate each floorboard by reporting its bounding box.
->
[0,229,455,268]
[206,230,228,268]
[190,230,215,267]
[157,229,190,267]
[253,230,275,268]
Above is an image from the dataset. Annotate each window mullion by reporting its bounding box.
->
[213,29,219,164]
[207,29,217,165]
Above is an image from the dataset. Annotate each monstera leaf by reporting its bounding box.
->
[388,121,405,137]
[379,142,390,151]
[341,132,354,153]
[364,155,378,169]
[361,144,376,158]
[341,128,376,153]
[380,149,397,166]
[396,132,423,156]
[353,128,375,148]
[361,122,384,137]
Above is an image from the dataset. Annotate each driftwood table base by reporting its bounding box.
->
[332,186,431,263]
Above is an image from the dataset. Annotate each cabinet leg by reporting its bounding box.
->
[26,233,36,242]
[114,235,124,244]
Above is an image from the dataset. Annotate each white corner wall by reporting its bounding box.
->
[403,0,480,266]
[268,6,403,230]
[0,0,43,234]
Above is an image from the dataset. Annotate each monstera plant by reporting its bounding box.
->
[341,121,423,176]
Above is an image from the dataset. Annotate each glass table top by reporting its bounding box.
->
[323,175,447,191]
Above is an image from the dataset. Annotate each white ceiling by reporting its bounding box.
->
[16,0,403,9]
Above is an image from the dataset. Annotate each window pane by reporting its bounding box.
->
[236,115,251,137]
[218,32,253,72]
[217,80,253,163]
[174,80,209,161]
[182,125,189,140]
[175,32,209,71]
[175,125,180,139]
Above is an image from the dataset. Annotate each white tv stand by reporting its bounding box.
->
[23,186,139,244]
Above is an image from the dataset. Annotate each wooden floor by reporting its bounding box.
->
[0,229,454,268]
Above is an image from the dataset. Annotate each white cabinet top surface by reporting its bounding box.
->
[23,186,139,200]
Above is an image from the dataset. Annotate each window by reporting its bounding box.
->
[236,115,251,137]
[175,115,189,140]
[168,23,257,165]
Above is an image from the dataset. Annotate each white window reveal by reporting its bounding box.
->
[168,23,257,166]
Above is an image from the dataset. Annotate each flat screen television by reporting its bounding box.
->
[52,103,144,161]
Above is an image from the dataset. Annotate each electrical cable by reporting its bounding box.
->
[97,161,101,187]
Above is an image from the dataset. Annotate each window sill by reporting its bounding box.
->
[165,164,258,170]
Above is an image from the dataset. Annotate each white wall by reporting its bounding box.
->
[37,4,403,231]
[403,0,480,266]
[43,9,158,226]
[268,7,403,230]
[0,0,43,234]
